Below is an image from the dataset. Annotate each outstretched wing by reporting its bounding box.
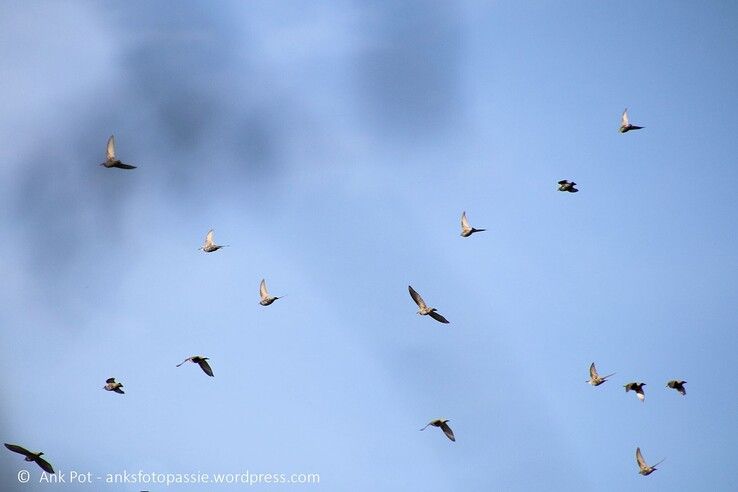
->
[106,377,116,383]
[408,285,427,310]
[198,359,214,377]
[4,443,32,457]
[589,363,598,379]
[260,279,269,300]
[621,109,629,127]
[112,162,136,170]
[34,456,55,474]
[429,311,450,324]
[636,447,647,468]
[106,135,116,160]
[440,422,456,442]
[461,211,470,230]
[176,357,193,367]
[204,230,215,248]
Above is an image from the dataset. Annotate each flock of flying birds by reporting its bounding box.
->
[4,109,683,480]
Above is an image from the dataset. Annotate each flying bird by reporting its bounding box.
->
[420,419,455,442]
[259,279,283,306]
[4,444,55,474]
[199,229,226,253]
[636,447,664,476]
[558,180,578,193]
[177,356,214,377]
[587,362,615,386]
[666,380,687,396]
[624,382,646,401]
[103,377,125,394]
[460,211,485,237]
[408,285,450,324]
[100,135,136,169]
[619,108,644,133]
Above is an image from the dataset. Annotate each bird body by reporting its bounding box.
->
[666,380,687,396]
[636,447,664,476]
[619,109,644,133]
[408,285,450,324]
[100,135,136,169]
[624,382,646,401]
[420,419,455,442]
[259,279,282,306]
[587,362,615,386]
[177,356,214,377]
[199,229,226,253]
[4,443,55,474]
[103,377,125,394]
[460,211,485,237]
[557,180,578,192]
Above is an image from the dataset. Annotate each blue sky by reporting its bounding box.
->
[1,2,737,491]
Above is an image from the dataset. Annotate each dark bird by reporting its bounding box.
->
[259,279,283,306]
[103,377,125,394]
[408,285,450,324]
[624,382,646,402]
[619,108,644,133]
[100,135,136,169]
[177,356,214,377]
[420,419,455,442]
[199,229,227,253]
[587,362,615,386]
[636,447,664,476]
[4,443,55,474]
[460,211,486,237]
[666,380,687,396]
[557,180,578,193]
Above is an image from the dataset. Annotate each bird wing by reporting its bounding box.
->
[112,162,136,170]
[408,286,427,310]
[198,359,214,377]
[106,135,116,160]
[558,180,568,185]
[419,424,431,431]
[621,109,629,127]
[429,311,450,324]
[260,279,269,300]
[4,444,32,457]
[440,422,456,442]
[106,377,116,383]
[636,447,648,468]
[461,211,470,230]
[589,363,598,379]
[176,357,193,367]
[204,230,215,247]
[34,456,55,474]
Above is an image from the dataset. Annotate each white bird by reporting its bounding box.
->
[100,135,136,169]
[259,279,283,306]
[199,229,226,253]
[460,211,486,237]
[408,285,450,324]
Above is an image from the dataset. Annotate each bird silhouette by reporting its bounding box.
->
[199,230,227,253]
[100,135,136,169]
[408,285,450,324]
[636,447,664,476]
[587,362,615,386]
[103,377,125,394]
[177,356,214,377]
[557,180,578,193]
[420,419,455,442]
[259,279,283,306]
[460,211,486,237]
[4,443,55,474]
[624,382,646,401]
[666,380,687,396]
[619,108,644,133]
